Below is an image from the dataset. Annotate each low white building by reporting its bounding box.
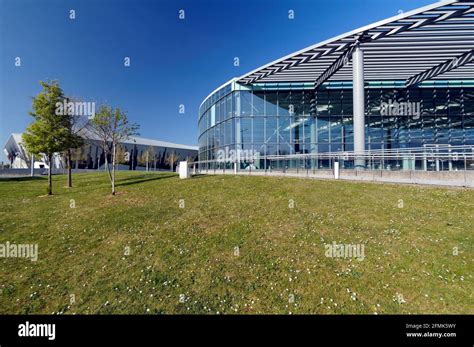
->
[3,132,198,171]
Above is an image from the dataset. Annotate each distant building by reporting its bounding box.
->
[3,132,198,171]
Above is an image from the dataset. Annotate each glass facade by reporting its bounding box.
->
[198,81,474,169]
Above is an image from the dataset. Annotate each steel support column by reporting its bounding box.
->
[352,45,365,170]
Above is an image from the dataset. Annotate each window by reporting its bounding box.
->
[210,106,216,127]
[279,116,291,146]
[265,92,278,117]
[240,91,252,117]
[278,92,291,116]
[253,117,265,142]
[330,116,342,142]
[253,91,265,116]
[265,117,278,143]
[215,102,220,124]
[240,118,252,144]
[226,95,232,119]
[220,99,226,122]
[317,117,329,143]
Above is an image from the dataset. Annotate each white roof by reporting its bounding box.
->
[5,133,198,152]
[123,136,198,151]
[11,133,23,144]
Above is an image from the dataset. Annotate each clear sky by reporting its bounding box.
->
[0,0,434,162]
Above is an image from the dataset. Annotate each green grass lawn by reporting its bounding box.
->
[0,172,472,314]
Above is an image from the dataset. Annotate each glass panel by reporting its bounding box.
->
[328,90,342,115]
[303,116,314,144]
[464,116,474,145]
[253,91,265,116]
[265,117,278,144]
[226,95,232,119]
[253,117,265,142]
[291,91,304,116]
[292,116,304,153]
[215,102,220,124]
[341,89,352,116]
[315,90,329,116]
[397,117,409,147]
[422,89,435,116]
[330,116,342,142]
[266,144,277,156]
[240,91,252,117]
[434,89,447,115]
[279,116,291,148]
[214,123,222,148]
[343,116,353,145]
[303,90,312,116]
[408,114,423,146]
[436,116,450,144]
[278,91,291,116]
[317,117,329,143]
[211,105,216,127]
[423,116,436,144]
[240,118,252,144]
[265,92,278,117]
[233,92,239,117]
[450,116,463,143]
[220,99,226,122]
[464,89,474,116]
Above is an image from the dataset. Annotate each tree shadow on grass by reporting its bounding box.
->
[115,173,173,182]
[115,173,176,187]
[0,176,46,182]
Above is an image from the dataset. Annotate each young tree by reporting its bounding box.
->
[23,81,70,195]
[89,105,139,195]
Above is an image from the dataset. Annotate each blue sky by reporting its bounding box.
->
[0,0,434,162]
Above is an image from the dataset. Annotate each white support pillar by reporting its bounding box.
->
[30,154,34,177]
[352,45,365,170]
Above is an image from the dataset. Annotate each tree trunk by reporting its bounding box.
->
[48,154,53,195]
[112,142,116,195]
[67,148,72,188]
[104,147,112,182]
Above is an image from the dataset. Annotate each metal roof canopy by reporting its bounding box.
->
[237,0,474,87]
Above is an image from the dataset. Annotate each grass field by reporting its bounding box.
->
[0,172,472,314]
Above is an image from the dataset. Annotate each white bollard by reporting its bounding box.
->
[334,161,340,180]
[179,161,190,179]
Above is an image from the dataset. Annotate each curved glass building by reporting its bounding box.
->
[198,0,474,171]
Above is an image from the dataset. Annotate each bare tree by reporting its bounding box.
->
[88,105,139,195]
